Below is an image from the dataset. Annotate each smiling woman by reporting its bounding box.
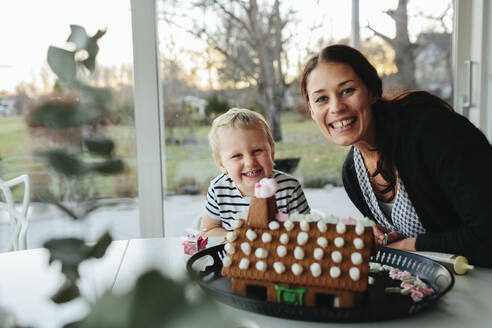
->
[300,44,492,267]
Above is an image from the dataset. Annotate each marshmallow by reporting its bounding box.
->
[310,263,322,277]
[239,258,250,270]
[284,220,295,231]
[246,229,257,241]
[297,232,309,245]
[331,250,342,263]
[349,267,360,281]
[226,231,238,242]
[261,232,272,243]
[255,248,268,259]
[254,178,278,198]
[353,238,364,250]
[330,266,341,278]
[256,260,267,271]
[268,221,280,230]
[222,256,232,267]
[300,220,310,232]
[336,222,346,234]
[313,248,324,260]
[317,237,328,248]
[351,252,363,265]
[224,243,235,254]
[273,262,286,274]
[291,263,303,276]
[277,245,287,257]
[231,219,244,229]
[334,237,344,248]
[279,233,289,244]
[355,223,365,235]
[317,221,327,232]
[294,246,305,260]
[240,242,251,255]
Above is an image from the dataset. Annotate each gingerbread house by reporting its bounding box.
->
[221,188,374,308]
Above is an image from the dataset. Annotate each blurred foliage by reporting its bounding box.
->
[67,270,233,328]
[204,93,230,118]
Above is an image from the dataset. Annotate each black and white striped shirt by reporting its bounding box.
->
[205,170,310,231]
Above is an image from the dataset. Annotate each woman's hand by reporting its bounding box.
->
[386,237,417,252]
[372,225,403,246]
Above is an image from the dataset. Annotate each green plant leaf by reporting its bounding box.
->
[44,238,91,281]
[67,25,90,51]
[47,46,76,81]
[90,159,124,175]
[87,232,112,259]
[44,149,86,177]
[77,83,112,108]
[52,281,81,304]
[84,138,114,156]
[34,188,80,220]
[30,100,80,129]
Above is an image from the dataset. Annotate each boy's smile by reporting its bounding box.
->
[216,127,275,197]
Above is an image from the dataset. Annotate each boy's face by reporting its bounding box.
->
[216,127,275,197]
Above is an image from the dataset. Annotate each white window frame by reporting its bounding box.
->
[130,0,166,237]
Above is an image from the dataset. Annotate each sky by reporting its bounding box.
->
[0,0,452,94]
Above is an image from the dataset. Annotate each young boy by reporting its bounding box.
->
[201,108,310,236]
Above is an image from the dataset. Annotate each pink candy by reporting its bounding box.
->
[339,216,358,225]
[389,269,412,280]
[254,178,278,198]
[275,212,290,221]
[388,269,435,302]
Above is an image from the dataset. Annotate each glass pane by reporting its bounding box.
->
[0,0,138,251]
[156,0,453,236]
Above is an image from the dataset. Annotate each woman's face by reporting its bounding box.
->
[306,62,377,148]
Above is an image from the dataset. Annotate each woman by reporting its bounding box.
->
[300,44,492,267]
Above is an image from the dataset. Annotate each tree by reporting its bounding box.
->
[160,0,295,141]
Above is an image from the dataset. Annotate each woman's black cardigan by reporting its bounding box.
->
[342,103,492,267]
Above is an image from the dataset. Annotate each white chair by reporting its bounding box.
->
[0,174,30,251]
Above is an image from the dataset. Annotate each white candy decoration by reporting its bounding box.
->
[226,231,238,242]
[317,237,328,248]
[330,266,341,278]
[349,267,360,281]
[222,256,232,267]
[261,232,272,243]
[368,276,375,285]
[280,233,289,244]
[246,229,257,241]
[291,263,303,276]
[331,250,342,263]
[256,261,267,271]
[284,220,295,231]
[310,263,322,277]
[353,238,364,249]
[268,221,280,230]
[273,262,286,274]
[313,248,324,260]
[224,243,235,254]
[317,221,327,232]
[297,232,309,245]
[334,237,344,248]
[336,222,346,234]
[231,219,244,229]
[294,246,305,260]
[241,242,251,255]
[277,245,287,257]
[351,252,363,265]
[239,258,250,270]
[255,248,268,259]
[300,220,310,232]
[355,223,365,235]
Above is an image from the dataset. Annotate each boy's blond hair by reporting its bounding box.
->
[208,108,275,160]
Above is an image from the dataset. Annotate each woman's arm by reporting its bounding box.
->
[200,214,228,237]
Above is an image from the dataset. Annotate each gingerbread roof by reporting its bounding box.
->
[221,213,374,293]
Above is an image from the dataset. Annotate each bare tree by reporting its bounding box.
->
[160,0,295,141]
[366,0,417,91]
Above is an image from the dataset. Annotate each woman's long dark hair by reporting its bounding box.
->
[300,44,452,201]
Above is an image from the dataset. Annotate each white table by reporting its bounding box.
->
[1,237,491,328]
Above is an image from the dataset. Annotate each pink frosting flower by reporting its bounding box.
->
[275,212,290,221]
[339,216,358,225]
[254,178,278,198]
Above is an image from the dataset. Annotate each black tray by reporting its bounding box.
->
[186,245,454,322]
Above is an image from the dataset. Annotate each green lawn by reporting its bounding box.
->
[0,112,348,198]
